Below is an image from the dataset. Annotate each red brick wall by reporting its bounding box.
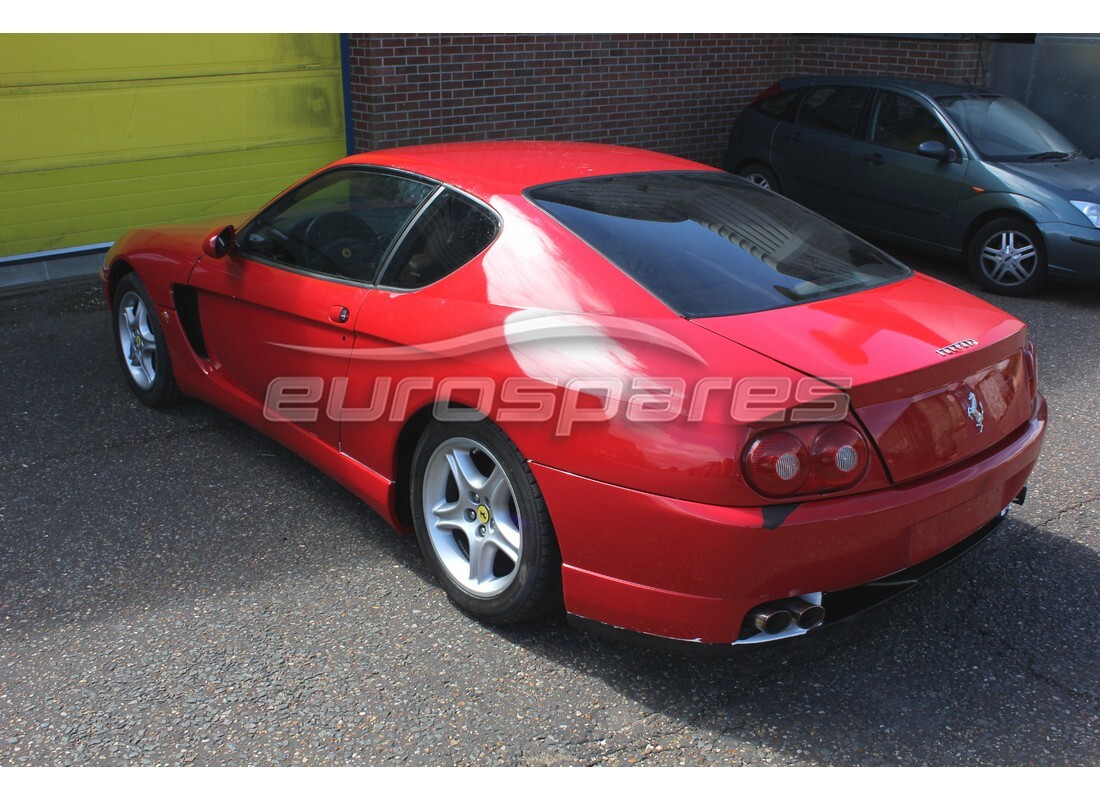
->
[790,35,988,85]
[347,34,987,166]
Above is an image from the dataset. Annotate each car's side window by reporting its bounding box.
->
[757,90,802,122]
[240,169,434,281]
[379,191,499,290]
[798,86,869,137]
[871,92,953,154]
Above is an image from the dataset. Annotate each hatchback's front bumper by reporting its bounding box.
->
[1039,221,1100,284]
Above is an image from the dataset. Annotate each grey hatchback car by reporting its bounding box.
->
[723,76,1100,296]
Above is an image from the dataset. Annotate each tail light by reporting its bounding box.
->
[751,81,783,106]
[743,431,809,496]
[812,425,869,490]
[743,424,869,498]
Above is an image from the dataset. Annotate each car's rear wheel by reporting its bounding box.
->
[967,217,1047,296]
[113,272,182,406]
[411,419,561,623]
[738,163,780,192]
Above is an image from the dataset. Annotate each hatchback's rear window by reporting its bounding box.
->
[526,171,910,318]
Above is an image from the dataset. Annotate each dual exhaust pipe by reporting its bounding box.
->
[752,597,825,636]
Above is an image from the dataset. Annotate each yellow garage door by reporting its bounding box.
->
[0,34,347,259]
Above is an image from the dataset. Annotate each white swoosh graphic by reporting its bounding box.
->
[267,314,706,365]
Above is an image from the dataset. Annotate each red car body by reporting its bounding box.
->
[102,142,1046,649]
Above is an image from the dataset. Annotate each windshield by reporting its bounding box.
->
[526,172,910,318]
[937,94,1078,161]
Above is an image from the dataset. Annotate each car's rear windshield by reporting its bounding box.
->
[526,171,910,318]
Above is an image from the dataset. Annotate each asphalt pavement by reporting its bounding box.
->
[1,252,1098,766]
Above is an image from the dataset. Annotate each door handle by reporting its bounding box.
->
[783,132,804,143]
[329,305,350,324]
[863,153,885,165]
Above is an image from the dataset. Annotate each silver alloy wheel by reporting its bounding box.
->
[421,436,523,598]
[978,228,1039,287]
[743,171,772,190]
[117,290,158,390]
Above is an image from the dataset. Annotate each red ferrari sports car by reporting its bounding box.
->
[102,141,1046,650]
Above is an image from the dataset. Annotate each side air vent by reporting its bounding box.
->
[171,284,208,358]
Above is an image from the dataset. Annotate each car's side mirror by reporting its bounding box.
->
[203,225,237,259]
[918,141,957,162]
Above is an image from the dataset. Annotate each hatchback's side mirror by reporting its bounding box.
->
[918,141,957,162]
[203,225,236,259]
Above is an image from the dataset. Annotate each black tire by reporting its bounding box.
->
[967,216,1047,296]
[738,163,781,193]
[112,272,183,407]
[410,419,562,623]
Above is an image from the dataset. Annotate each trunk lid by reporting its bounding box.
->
[691,273,1033,483]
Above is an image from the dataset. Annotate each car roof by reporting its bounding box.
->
[776,74,1001,99]
[334,141,715,200]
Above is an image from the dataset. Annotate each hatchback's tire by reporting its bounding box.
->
[112,272,183,406]
[967,217,1047,296]
[738,163,781,193]
[411,419,562,623]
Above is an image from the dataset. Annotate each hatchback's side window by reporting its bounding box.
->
[241,169,434,281]
[757,90,801,122]
[379,191,499,289]
[798,86,870,137]
[871,92,953,154]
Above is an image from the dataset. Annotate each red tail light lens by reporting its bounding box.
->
[743,424,870,498]
[743,432,809,496]
[751,81,783,106]
[812,425,869,490]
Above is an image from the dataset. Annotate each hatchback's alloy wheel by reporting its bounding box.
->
[968,217,1047,296]
[411,420,561,623]
[737,163,780,193]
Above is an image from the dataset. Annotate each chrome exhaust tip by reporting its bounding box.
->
[753,606,793,635]
[785,597,825,629]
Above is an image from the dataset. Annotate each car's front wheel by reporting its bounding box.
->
[112,272,182,406]
[411,419,561,623]
[967,217,1048,296]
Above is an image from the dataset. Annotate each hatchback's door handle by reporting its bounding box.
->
[863,153,885,165]
[329,305,350,324]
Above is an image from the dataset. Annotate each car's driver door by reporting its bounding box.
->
[188,167,436,446]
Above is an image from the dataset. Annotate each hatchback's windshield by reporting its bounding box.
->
[937,94,1078,161]
[526,172,910,318]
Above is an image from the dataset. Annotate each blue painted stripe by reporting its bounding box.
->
[340,33,356,156]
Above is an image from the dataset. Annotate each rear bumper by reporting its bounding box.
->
[533,395,1046,647]
[568,511,1009,654]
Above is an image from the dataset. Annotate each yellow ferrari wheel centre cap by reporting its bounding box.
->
[476,505,490,525]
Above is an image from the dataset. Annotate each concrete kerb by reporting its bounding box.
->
[0,250,106,298]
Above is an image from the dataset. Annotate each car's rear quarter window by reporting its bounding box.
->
[380,190,499,289]
[757,90,801,121]
[526,172,910,318]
